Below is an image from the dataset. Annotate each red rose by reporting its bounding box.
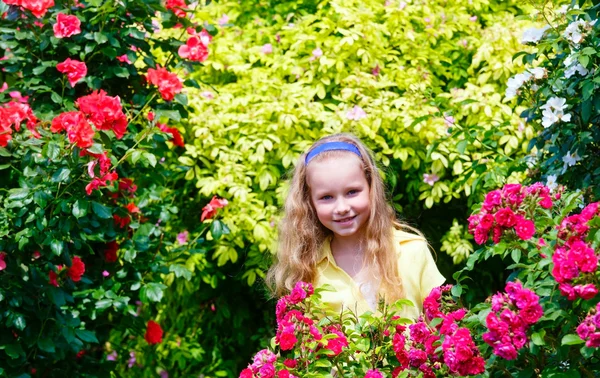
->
[104,241,119,263]
[76,90,128,139]
[113,214,131,228]
[53,13,81,38]
[118,178,137,195]
[144,320,163,344]
[158,123,184,147]
[178,35,208,62]
[56,58,87,87]
[239,368,254,378]
[494,207,517,227]
[146,66,182,101]
[68,256,85,282]
[125,203,140,214]
[86,171,118,195]
[201,196,229,221]
[0,102,39,145]
[9,0,55,18]
[166,0,187,17]
[51,111,94,148]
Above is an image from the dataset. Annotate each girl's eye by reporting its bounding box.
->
[347,190,358,195]
[321,195,332,200]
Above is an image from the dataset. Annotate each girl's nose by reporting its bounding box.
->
[335,199,350,214]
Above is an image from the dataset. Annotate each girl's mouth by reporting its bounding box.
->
[334,215,356,223]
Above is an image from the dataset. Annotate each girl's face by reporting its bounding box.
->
[306,154,371,241]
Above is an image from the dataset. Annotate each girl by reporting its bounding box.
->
[266,133,445,319]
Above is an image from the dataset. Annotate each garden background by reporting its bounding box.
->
[1,0,599,376]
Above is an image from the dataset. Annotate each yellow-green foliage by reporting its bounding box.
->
[183,0,536,274]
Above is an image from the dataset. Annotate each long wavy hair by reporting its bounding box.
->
[266,133,423,303]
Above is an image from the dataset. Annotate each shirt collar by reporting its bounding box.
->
[316,236,333,265]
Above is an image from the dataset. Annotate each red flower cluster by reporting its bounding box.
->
[147,66,182,101]
[53,13,81,38]
[51,111,93,148]
[482,281,542,360]
[391,322,438,378]
[56,58,87,87]
[104,241,119,263]
[68,256,86,282]
[419,286,485,376]
[84,152,118,195]
[158,123,184,147]
[49,265,62,287]
[468,183,548,245]
[552,202,600,300]
[0,101,39,146]
[76,90,128,139]
[178,30,210,62]
[201,196,228,221]
[3,0,54,18]
[144,320,163,344]
[577,302,600,347]
[166,0,187,18]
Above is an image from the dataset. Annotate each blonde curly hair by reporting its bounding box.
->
[266,133,423,303]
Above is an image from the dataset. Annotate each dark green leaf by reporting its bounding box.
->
[72,200,89,218]
[91,202,112,219]
[211,220,223,240]
[37,338,55,353]
[75,329,99,343]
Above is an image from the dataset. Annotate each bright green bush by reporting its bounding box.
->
[184,0,536,274]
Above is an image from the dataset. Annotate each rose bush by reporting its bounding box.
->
[243,182,600,376]
[0,0,219,375]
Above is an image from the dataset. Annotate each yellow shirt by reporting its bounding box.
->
[314,229,446,320]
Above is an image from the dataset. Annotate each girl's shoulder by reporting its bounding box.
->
[393,228,426,245]
[392,228,429,261]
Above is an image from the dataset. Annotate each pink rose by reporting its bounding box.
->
[514,216,535,240]
[495,208,517,227]
[53,13,81,38]
[56,58,87,87]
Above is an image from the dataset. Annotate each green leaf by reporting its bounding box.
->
[50,240,64,256]
[174,93,188,106]
[76,329,99,343]
[52,167,71,183]
[8,188,29,200]
[511,249,521,264]
[0,146,11,157]
[93,32,108,44]
[4,343,25,359]
[144,152,157,167]
[91,202,112,219]
[95,299,113,310]
[72,200,89,218]
[87,144,104,154]
[211,220,223,240]
[143,283,167,302]
[51,92,62,104]
[456,139,468,154]
[561,333,584,345]
[169,264,192,280]
[38,338,56,353]
[48,287,65,307]
[32,66,47,75]
[44,142,60,160]
[531,330,546,346]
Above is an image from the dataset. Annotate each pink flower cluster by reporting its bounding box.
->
[421,285,485,376]
[483,281,543,360]
[468,183,552,244]
[576,302,600,348]
[552,202,600,300]
[239,349,298,378]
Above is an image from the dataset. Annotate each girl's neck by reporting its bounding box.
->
[330,233,364,257]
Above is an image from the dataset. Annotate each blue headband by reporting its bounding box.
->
[305,141,362,165]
